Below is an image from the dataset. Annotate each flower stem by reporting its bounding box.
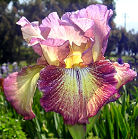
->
[67,124,86,139]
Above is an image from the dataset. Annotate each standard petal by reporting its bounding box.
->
[37,56,48,65]
[38,60,117,125]
[113,62,137,89]
[17,17,45,45]
[40,40,70,66]
[3,65,44,120]
[86,4,113,62]
[62,4,112,62]
[32,44,43,56]
[40,12,88,46]
[64,40,94,68]
[81,40,94,65]
[62,9,94,38]
[40,12,67,41]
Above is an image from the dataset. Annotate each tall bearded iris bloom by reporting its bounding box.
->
[3,4,137,125]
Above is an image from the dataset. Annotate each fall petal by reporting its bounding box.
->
[3,65,44,120]
[113,62,137,89]
[38,60,117,124]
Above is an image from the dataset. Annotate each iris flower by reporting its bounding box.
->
[3,4,136,125]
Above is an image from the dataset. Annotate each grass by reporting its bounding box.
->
[0,84,137,139]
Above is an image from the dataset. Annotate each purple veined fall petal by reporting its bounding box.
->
[38,60,117,125]
[105,93,121,104]
[3,65,44,120]
[113,62,137,89]
[105,62,137,103]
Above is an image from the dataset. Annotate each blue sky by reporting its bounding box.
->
[114,0,138,32]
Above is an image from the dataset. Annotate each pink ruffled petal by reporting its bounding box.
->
[38,60,117,125]
[61,4,112,62]
[40,12,67,41]
[16,17,44,45]
[113,62,137,89]
[16,16,30,26]
[86,4,113,61]
[40,12,88,46]
[3,65,44,120]
[41,12,60,27]
[39,26,51,39]
[62,10,94,38]
[63,24,87,46]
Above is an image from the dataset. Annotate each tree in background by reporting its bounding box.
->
[128,31,138,63]
[0,1,22,63]
[0,0,40,64]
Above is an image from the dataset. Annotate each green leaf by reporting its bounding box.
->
[86,112,100,134]
[53,112,63,137]
[121,86,126,117]
[112,102,130,138]
[105,105,114,139]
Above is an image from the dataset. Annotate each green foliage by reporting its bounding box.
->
[0,114,27,139]
[0,89,26,139]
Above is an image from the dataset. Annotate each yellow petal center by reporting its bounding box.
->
[64,51,83,68]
